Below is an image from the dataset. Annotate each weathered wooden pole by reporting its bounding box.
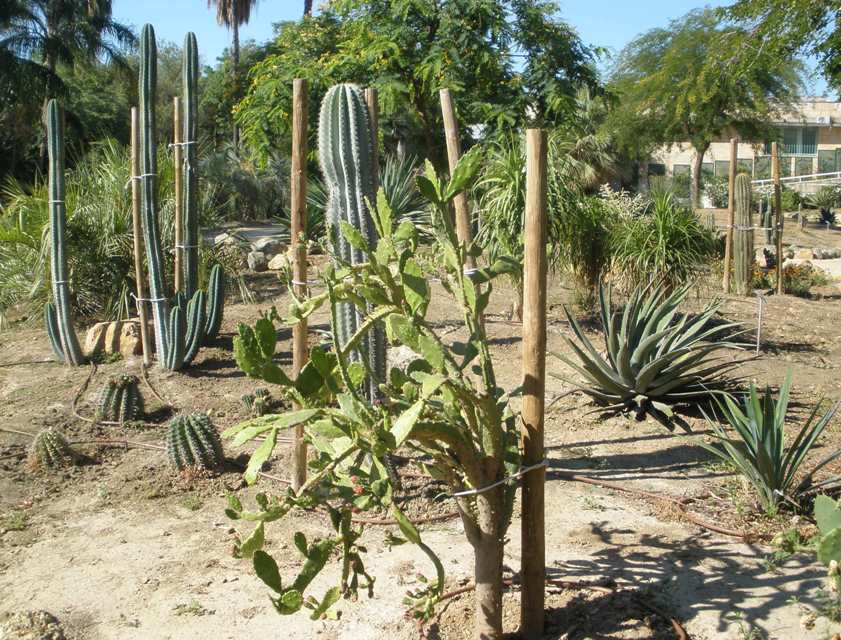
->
[520,128,547,638]
[723,137,737,293]
[772,142,784,295]
[439,89,475,268]
[130,107,153,367]
[291,79,309,491]
[364,88,380,190]
[173,96,184,295]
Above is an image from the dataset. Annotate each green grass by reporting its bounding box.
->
[2,510,28,531]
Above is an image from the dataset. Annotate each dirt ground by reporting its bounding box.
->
[2,237,841,639]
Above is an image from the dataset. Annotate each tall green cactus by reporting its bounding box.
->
[45,100,85,366]
[318,83,386,401]
[182,32,200,299]
[733,174,754,296]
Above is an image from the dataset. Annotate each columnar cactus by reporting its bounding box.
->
[763,204,775,245]
[182,32,200,299]
[165,412,224,471]
[242,388,271,417]
[44,100,85,366]
[97,374,144,423]
[29,428,76,469]
[318,83,386,401]
[733,174,754,296]
[138,24,207,370]
[204,263,225,341]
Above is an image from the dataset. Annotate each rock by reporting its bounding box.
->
[118,321,144,358]
[84,321,109,356]
[267,253,289,271]
[387,345,415,371]
[213,232,234,246]
[251,237,284,256]
[0,610,65,640]
[84,320,147,359]
[794,248,815,260]
[247,251,267,272]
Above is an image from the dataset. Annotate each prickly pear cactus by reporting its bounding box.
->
[733,174,754,296]
[815,495,841,592]
[97,374,144,423]
[29,428,75,469]
[165,412,224,471]
[318,83,386,401]
[242,388,271,417]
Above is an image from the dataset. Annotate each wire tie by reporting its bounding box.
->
[167,141,198,148]
[48,199,64,204]
[131,293,166,303]
[463,267,479,276]
[451,460,547,497]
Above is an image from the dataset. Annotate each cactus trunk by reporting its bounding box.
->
[733,174,754,296]
[182,33,200,298]
[46,100,85,365]
[318,84,386,401]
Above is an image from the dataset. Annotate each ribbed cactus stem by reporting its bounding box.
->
[318,83,386,401]
[182,32,200,298]
[165,412,224,471]
[204,263,225,340]
[733,174,754,296]
[46,100,85,366]
[139,24,172,364]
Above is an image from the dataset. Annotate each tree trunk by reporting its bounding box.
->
[304,0,313,16]
[232,12,241,152]
[691,143,709,209]
[471,488,505,640]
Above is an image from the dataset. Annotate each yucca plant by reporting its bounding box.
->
[700,373,841,515]
[554,284,743,429]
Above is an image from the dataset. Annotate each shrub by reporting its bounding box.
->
[700,373,841,515]
[785,263,829,298]
[806,186,840,220]
[703,175,728,208]
[553,283,742,430]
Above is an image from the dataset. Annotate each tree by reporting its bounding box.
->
[235,0,598,165]
[610,8,802,207]
[304,0,313,16]
[726,1,841,90]
[207,0,259,150]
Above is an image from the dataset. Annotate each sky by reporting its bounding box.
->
[113,0,830,95]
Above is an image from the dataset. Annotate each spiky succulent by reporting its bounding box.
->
[553,284,743,429]
[241,388,271,417]
[96,374,145,424]
[165,412,224,471]
[29,428,76,469]
[733,173,754,296]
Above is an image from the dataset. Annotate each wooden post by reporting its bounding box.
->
[520,129,547,638]
[723,137,737,293]
[173,96,184,294]
[130,107,153,367]
[772,142,784,295]
[364,88,379,190]
[291,79,309,491]
[439,89,475,268]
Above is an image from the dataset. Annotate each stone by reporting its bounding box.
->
[84,321,109,356]
[251,237,283,256]
[247,251,268,272]
[83,319,147,359]
[0,610,65,640]
[119,321,144,358]
[213,232,236,247]
[794,248,815,260]
[267,253,289,271]
[387,345,415,371]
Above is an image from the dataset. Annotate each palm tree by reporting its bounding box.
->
[207,0,258,150]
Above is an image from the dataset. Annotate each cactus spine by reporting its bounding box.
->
[97,374,144,423]
[138,24,206,370]
[182,32,200,299]
[733,174,754,296]
[29,428,76,469]
[165,412,224,471]
[318,84,386,401]
[45,100,85,366]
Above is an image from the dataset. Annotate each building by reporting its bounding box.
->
[649,98,841,185]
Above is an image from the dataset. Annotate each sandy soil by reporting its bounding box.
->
[2,258,841,639]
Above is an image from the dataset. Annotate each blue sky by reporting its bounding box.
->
[113,0,830,94]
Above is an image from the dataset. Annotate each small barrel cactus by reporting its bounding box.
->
[242,388,271,417]
[97,374,144,423]
[29,428,76,469]
[165,412,224,471]
[733,174,754,296]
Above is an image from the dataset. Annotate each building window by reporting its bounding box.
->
[737,159,752,175]
[755,156,771,179]
[648,163,666,176]
[701,162,714,178]
[672,164,690,176]
[714,160,730,177]
[795,156,814,176]
[765,127,818,156]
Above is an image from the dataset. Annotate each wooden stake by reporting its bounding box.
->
[772,142,784,295]
[130,107,153,367]
[439,89,475,268]
[520,129,547,638]
[173,96,184,294]
[291,79,309,491]
[364,88,380,190]
[723,137,737,293]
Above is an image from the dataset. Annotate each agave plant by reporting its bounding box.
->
[700,373,841,515]
[553,284,743,429]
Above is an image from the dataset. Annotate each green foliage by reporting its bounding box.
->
[29,428,76,469]
[779,187,803,215]
[733,174,754,296]
[782,263,829,298]
[227,155,520,633]
[165,412,225,472]
[554,284,742,429]
[704,176,729,208]
[611,183,717,291]
[815,495,841,593]
[700,373,841,515]
[806,186,840,218]
[97,374,144,424]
